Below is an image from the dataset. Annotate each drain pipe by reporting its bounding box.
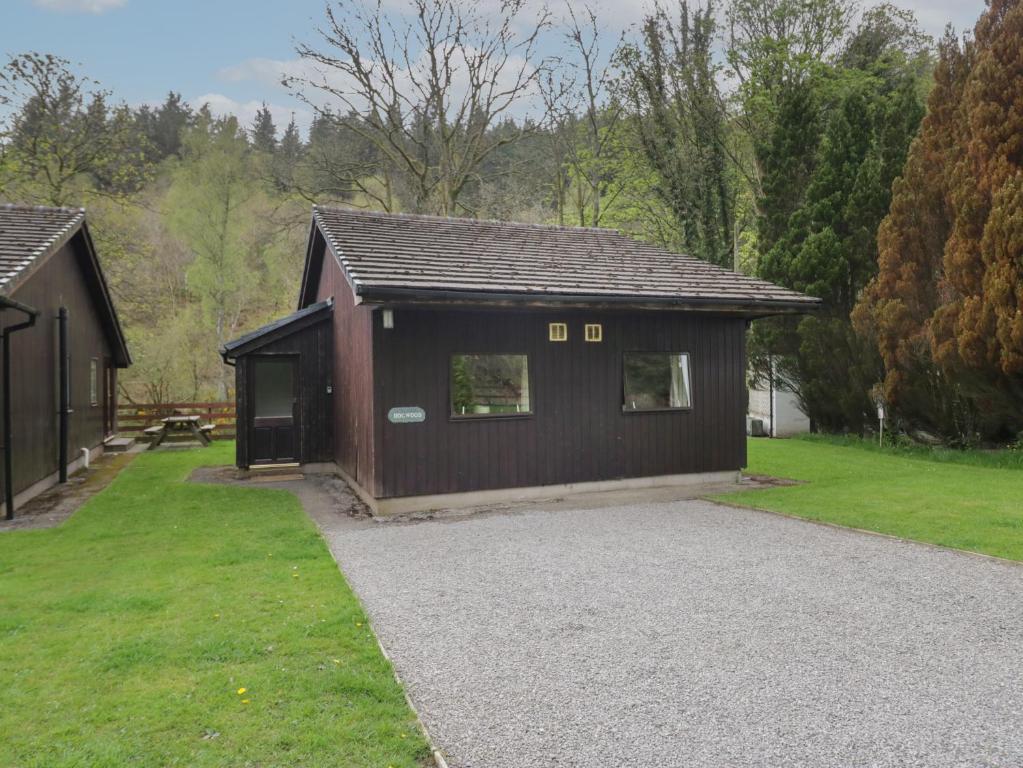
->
[58,308,69,483]
[2,295,39,520]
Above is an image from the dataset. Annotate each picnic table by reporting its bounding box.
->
[145,414,214,449]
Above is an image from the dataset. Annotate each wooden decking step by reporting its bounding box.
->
[246,464,304,481]
[103,436,136,453]
[249,473,304,483]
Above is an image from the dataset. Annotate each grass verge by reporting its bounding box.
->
[0,443,431,768]
[715,436,1023,562]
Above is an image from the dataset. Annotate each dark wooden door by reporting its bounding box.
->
[250,356,299,464]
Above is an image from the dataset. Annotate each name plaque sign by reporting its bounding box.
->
[388,406,426,424]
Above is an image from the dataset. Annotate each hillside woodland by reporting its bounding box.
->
[0,0,1019,445]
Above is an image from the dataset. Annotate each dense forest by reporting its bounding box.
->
[0,0,1020,446]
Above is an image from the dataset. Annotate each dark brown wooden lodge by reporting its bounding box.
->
[223,207,818,514]
[0,205,131,517]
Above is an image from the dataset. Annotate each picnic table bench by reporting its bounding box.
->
[146,414,214,450]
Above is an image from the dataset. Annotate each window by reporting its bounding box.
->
[623,352,692,411]
[253,358,295,419]
[548,322,567,342]
[584,323,602,342]
[90,358,99,406]
[451,354,530,417]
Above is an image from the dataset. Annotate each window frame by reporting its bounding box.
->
[621,350,693,414]
[584,323,603,342]
[251,355,298,421]
[449,352,534,421]
[548,322,568,342]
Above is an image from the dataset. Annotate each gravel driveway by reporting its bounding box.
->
[322,500,1023,768]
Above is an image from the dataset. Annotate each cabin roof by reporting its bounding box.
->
[0,204,86,292]
[0,204,131,367]
[304,206,821,315]
[221,299,333,361]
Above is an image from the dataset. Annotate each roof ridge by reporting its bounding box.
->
[312,204,620,235]
[0,203,86,215]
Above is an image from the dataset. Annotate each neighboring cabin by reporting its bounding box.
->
[748,376,810,438]
[223,207,819,514]
[0,205,130,517]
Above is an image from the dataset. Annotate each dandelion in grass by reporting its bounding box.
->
[237,687,246,695]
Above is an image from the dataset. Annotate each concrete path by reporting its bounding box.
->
[316,498,1023,768]
[0,448,139,532]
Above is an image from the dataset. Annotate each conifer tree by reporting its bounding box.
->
[250,102,277,154]
[855,0,1023,442]
[751,8,929,431]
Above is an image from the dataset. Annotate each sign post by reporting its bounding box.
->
[877,402,885,447]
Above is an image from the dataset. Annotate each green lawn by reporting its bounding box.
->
[0,443,430,768]
[716,436,1023,561]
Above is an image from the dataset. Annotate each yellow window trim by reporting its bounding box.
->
[584,323,603,342]
[549,322,568,342]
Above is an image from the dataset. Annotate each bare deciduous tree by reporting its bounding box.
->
[287,0,554,216]
[617,2,735,266]
[540,3,625,227]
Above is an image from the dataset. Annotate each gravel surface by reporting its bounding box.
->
[322,500,1023,768]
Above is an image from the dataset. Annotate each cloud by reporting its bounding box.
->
[895,0,985,36]
[33,0,126,13]
[217,58,317,92]
[191,93,312,136]
[221,50,548,123]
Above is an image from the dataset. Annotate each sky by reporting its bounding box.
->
[3,0,989,136]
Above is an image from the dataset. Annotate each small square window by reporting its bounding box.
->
[548,322,568,342]
[584,324,602,342]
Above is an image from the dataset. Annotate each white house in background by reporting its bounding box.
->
[747,377,810,437]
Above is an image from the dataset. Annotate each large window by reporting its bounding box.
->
[623,352,692,411]
[451,354,530,417]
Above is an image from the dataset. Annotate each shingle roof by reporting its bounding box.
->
[222,299,333,360]
[0,203,130,366]
[311,206,820,313]
[0,204,86,293]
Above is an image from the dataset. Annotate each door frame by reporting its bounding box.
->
[247,353,301,465]
[103,357,116,437]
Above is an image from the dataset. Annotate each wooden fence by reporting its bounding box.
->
[117,401,236,440]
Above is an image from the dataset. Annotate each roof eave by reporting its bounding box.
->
[353,285,822,316]
[78,220,132,368]
[221,299,334,361]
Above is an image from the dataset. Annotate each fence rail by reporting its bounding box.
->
[117,401,236,440]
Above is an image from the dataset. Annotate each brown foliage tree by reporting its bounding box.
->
[853,1,1023,442]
